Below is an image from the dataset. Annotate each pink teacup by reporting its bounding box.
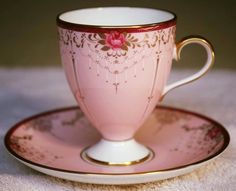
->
[57,7,214,165]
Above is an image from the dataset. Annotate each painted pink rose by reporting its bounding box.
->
[105,31,126,49]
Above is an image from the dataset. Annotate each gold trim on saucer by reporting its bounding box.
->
[80,147,154,166]
[4,106,230,176]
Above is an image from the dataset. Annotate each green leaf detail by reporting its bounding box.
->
[125,41,131,47]
[131,38,138,42]
[121,45,128,51]
[98,40,106,45]
[123,32,127,37]
[98,33,106,39]
[88,34,92,40]
[101,46,110,51]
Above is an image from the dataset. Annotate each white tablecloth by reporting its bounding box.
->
[0,69,235,190]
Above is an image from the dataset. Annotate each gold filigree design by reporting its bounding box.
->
[9,135,63,163]
[60,30,84,100]
[72,31,159,58]
[62,110,84,126]
[172,123,225,155]
[59,27,174,59]
[59,30,99,127]
[5,106,230,176]
[140,55,160,120]
[58,26,176,94]
[138,27,175,121]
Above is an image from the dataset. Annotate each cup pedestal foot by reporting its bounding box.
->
[82,139,152,166]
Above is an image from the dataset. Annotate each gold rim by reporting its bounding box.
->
[4,105,230,176]
[56,7,177,31]
[81,147,154,166]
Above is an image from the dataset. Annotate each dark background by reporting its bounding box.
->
[0,0,235,69]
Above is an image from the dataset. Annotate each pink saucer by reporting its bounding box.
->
[4,106,229,185]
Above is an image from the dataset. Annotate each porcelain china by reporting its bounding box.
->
[5,106,229,185]
[57,7,215,164]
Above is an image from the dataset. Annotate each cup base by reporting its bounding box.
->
[81,139,153,166]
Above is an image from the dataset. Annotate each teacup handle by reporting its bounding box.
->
[160,36,215,100]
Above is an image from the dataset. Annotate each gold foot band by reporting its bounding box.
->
[80,147,154,166]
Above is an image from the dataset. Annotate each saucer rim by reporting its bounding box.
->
[4,105,230,176]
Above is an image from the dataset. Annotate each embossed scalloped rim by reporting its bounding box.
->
[57,7,177,33]
[4,105,230,176]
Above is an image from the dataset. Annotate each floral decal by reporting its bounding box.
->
[59,27,176,58]
[65,29,166,58]
[104,31,126,50]
[58,27,176,94]
[97,31,144,56]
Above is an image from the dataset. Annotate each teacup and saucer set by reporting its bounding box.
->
[4,7,230,185]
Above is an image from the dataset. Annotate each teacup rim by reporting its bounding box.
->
[56,7,177,33]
